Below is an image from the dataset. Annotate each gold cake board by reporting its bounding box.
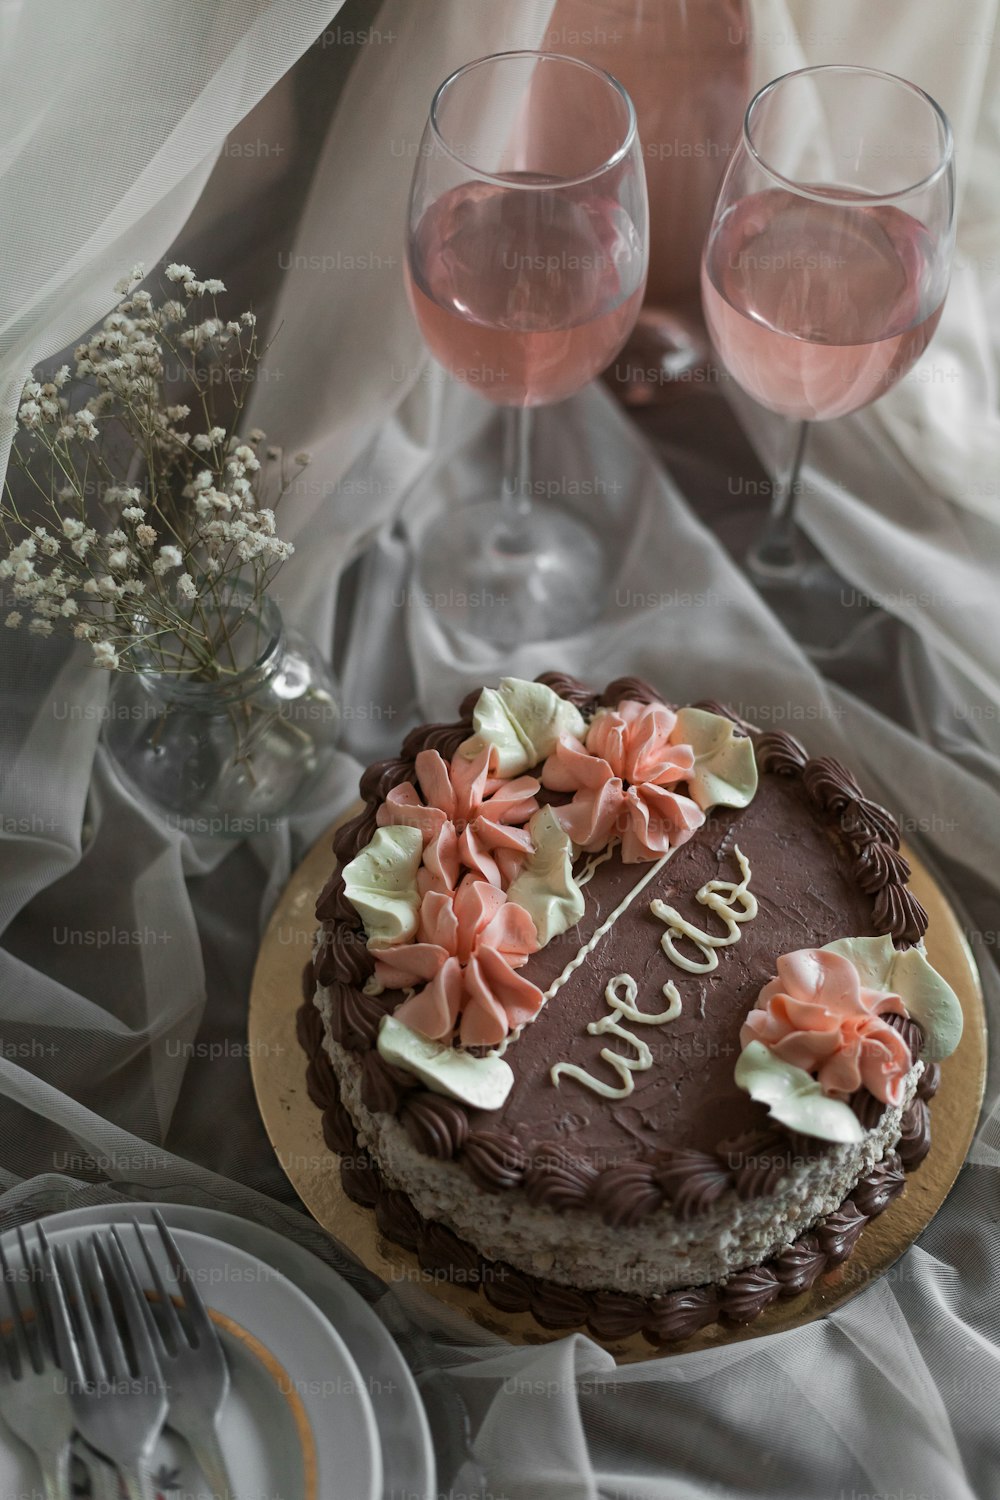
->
[249,807,987,1363]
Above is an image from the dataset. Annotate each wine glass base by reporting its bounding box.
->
[753,560,881,660]
[415,498,607,648]
[710,508,882,662]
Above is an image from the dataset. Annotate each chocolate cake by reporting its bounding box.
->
[299,673,962,1343]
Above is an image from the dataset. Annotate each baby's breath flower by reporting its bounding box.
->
[5,611,22,628]
[152,544,183,575]
[74,409,98,441]
[6,264,292,673]
[113,264,145,295]
[92,640,119,669]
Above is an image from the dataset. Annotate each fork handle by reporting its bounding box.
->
[82,1451,124,1500]
[38,1443,71,1500]
[118,1462,158,1500]
[187,1428,236,1500]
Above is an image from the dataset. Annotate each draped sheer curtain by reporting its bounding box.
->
[0,2,998,1497]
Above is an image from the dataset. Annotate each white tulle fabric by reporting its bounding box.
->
[0,2,998,1497]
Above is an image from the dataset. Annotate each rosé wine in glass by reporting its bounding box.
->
[701,187,944,421]
[406,177,645,407]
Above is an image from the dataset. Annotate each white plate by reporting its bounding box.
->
[0,1220,381,1500]
[27,1202,436,1500]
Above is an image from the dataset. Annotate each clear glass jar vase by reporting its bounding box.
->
[102,590,341,833]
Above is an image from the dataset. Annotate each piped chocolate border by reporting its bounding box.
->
[297,994,936,1344]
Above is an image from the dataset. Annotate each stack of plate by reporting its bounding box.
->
[0,1204,435,1500]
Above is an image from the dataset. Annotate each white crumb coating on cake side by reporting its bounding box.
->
[315,985,921,1296]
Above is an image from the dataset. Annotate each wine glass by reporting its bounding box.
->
[700,65,955,652]
[405,51,648,646]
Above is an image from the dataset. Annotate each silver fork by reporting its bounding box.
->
[113,1212,235,1500]
[0,1227,74,1499]
[41,1226,167,1500]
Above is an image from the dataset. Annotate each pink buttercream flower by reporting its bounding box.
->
[740,948,913,1107]
[541,698,705,863]
[378,875,543,1048]
[377,746,537,889]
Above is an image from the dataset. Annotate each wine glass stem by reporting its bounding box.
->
[498,404,534,555]
[747,419,810,582]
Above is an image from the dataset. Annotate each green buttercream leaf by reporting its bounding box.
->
[734,1040,865,1143]
[673,706,759,811]
[506,806,585,947]
[378,1015,514,1108]
[460,677,586,776]
[342,825,422,949]
[821,935,964,1061]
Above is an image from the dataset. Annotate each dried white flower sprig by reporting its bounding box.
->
[1,264,307,675]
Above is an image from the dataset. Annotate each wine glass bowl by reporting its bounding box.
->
[701,66,954,423]
[405,51,648,646]
[699,66,955,647]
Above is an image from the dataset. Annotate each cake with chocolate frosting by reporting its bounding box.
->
[299,673,963,1343]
